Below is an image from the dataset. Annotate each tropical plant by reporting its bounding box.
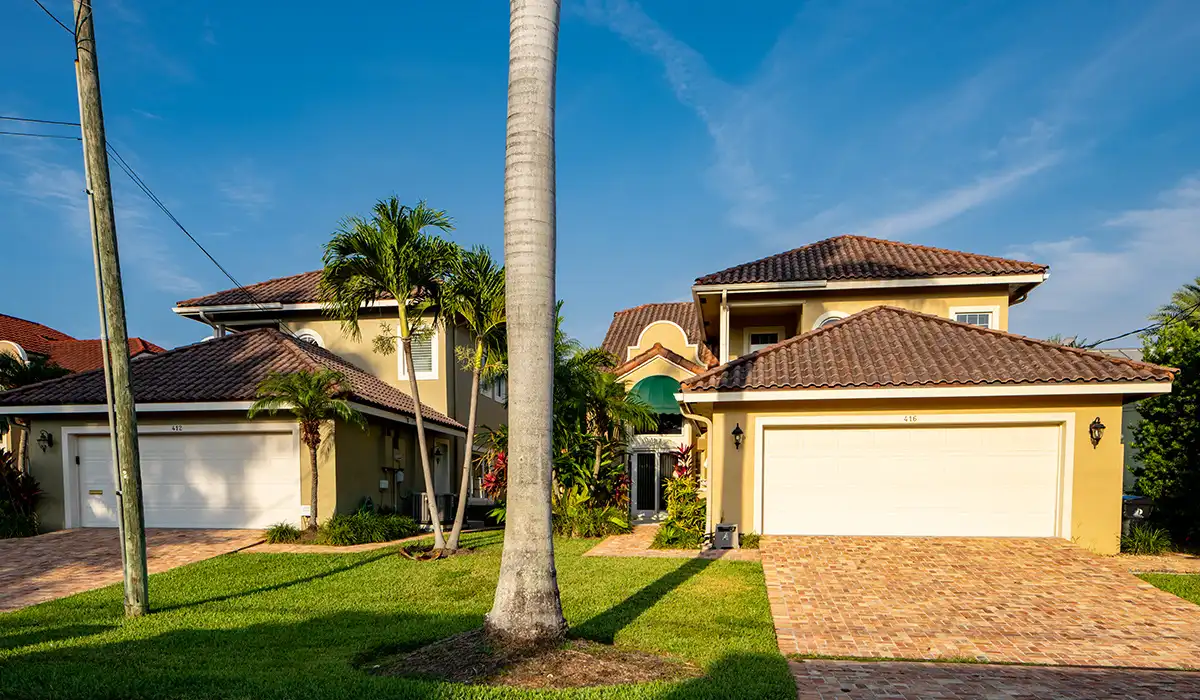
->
[583,371,655,479]
[1150,276,1200,324]
[1132,319,1200,542]
[442,245,506,550]
[1046,334,1088,348]
[0,353,69,470]
[247,369,365,531]
[265,522,302,544]
[486,0,568,648]
[0,448,41,538]
[320,196,457,549]
[1121,523,1173,555]
[316,511,418,546]
[739,532,762,550]
[551,484,631,538]
[651,470,706,550]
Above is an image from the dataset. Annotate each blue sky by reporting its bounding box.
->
[3,0,1199,351]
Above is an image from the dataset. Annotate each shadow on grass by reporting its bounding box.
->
[572,557,713,644]
[155,550,395,613]
[0,624,115,651]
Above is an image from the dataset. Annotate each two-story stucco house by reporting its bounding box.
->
[0,271,505,532]
[603,235,1173,554]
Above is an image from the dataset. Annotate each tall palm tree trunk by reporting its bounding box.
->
[447,342,484,550]
[486,0,567,647]
[305,433,320,531]
[402,333,447,549]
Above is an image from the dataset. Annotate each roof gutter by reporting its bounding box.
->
[691,273,1048,296]
[675,381,1173,404]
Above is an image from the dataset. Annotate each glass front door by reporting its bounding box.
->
[632,452,674,520]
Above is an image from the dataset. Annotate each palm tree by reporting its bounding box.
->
[248,369,364,531]
[320,197,457,549]
[486,0,567,647]
[0,354,69,472]
[441,245,507,551]
[584,371,655,479]
[1152,277,1200,325]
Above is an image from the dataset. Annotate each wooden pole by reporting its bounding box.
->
[73,0,149,617]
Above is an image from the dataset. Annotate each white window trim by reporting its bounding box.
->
[398,326,439,381]
[743,326,785,355]
[293,329,324,348]
[811,311,850,330]
[750,412,1076,540]
[950,305,1001,330]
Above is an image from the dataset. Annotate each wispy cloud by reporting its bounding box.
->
[216,161,274,218]
[1009,174,1200,342]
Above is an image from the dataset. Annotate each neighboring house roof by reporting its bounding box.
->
[681,306,1174,393]
[0,313,75,355]
[601,302,717,367]
[1099,347,1145,363]
[694,234,1048,286]
[0,328,464,430]
[176,270,325,307]
[43,338,166,373]
[613,343,708,377]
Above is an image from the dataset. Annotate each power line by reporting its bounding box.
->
[0,115,80,127]
[30,0,74,35]
[1084,298,1200,348]
[0,130,81,140]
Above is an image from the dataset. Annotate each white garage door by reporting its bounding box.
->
[77,430,299,529]
[760,424,1063,537]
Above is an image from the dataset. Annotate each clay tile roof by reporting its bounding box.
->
[0,328,464,430]
[681,306,1174,393]
[694,234,1048,286]
[45,338,167,373]
[601,302,717,367]
[176,270,325,307]
[613,343,707,377]
[0,314,75,356]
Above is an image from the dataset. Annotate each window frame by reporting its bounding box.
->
[293,328,324,348]
[743,326,785,355]
[397,325,439,381]
[949,305,1001,330]
[811,310,850,330]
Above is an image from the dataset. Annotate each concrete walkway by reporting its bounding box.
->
[0,529,264,612]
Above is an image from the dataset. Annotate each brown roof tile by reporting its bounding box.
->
[613,343,707,377]
[681,306,1173,392]
[176,270,324,307]
[695,235,1048,286]
[46,338,166,373]
[601,302,717,367]
[0,328,463,429]
[0,314,75,356]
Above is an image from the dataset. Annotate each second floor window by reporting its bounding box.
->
[399,328,438,380]
[954,311,993,329]
[746,327,783,354]
[482,376,507,402]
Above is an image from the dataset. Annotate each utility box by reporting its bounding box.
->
[714,523,738,550]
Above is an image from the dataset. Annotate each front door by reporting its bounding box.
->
[632,452,672,520]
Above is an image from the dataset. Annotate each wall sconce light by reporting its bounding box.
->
[731,423,744,450]
[1089,417,1106,448]
[36,430,53,452]
[433,444,445,457]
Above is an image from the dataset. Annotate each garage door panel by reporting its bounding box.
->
[76,430,298,529]
[761,424,1063,538]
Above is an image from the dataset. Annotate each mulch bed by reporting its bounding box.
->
[370,628,702,688]
[398,544,476,561]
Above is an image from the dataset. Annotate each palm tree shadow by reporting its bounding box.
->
[571,557,713,644]
[155,550,394,613]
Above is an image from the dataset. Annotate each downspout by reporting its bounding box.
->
[197,311,225,338]
[678,398,715,541]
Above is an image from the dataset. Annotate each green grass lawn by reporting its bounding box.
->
[1139,572,1200,606]
[0,532,793,699]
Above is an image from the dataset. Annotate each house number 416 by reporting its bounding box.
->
[902,415,919,422]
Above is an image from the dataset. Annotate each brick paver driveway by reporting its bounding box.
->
[763,536,1200,668]
[0,529,264,612]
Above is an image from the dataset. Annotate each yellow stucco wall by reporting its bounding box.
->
[703,395,1126,554]
[624,320,704,366]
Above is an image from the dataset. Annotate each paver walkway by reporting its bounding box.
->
[763,536,1200,668]
[585,524,761,561]
[791,659,1200,699]
[0,528,264,612]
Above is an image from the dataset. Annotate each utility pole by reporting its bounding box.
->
[73,0,149,617]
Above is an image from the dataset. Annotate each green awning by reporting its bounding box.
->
[631,375,682,414]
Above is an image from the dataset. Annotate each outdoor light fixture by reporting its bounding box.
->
[1089,417,1106,448]
[36,430,53,452]
[731,423,744,450]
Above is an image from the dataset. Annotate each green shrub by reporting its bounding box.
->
[740,532,761,549]
[0,450,41,539]
[264,522,302,544]
[316,512,419,546]
[1122,524,1173,555]
[650,473,706,549]
[551,485,631,538]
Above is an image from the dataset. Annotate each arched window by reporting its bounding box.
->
[812,311,850,330]
[294,329,324,348]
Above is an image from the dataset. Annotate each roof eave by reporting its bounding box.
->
[691,272,1049,295]
[676,381,1172,403]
